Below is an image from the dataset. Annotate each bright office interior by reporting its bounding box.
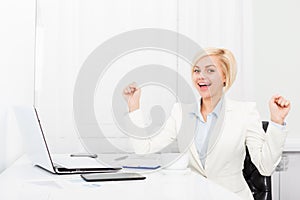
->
[0,0,300,199]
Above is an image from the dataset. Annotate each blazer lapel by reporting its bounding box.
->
[190,142,206,174]
[180,100,234,174]
[206,98,233,158]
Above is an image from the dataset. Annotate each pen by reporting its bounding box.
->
[122,165,161,170]
[70,153,98,158]
[114,156,129,161]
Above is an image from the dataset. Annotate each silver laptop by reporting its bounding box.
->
[14,106,121,174]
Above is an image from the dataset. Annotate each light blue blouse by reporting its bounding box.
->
[193,97,224,168]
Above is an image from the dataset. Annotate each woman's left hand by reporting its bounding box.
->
[269,94,291,125]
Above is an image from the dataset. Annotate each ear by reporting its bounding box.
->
[222,74,226,86]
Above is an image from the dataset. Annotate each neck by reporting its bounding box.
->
[201,94,223,114]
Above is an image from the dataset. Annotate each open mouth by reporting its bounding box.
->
[198,83,211,88]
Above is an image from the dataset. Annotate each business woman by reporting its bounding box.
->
[123,48,291,200]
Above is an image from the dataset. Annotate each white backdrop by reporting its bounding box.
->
[253,0,300,138]
[0,0,35,172]
[0,0,253,172]
[34,0,254,154]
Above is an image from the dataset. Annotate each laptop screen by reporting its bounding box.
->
[14,106,122,174]
[14,106,56,173]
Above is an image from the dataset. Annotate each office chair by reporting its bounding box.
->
[243,121,272,200]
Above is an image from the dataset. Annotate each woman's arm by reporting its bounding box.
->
[129,106,179,154]
[246,95,290,176]
[123,83,179,154]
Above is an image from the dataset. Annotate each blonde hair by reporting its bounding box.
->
[192,48,237,92]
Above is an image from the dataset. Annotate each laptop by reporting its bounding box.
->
[14,106,121,174]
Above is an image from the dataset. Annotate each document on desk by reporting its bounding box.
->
[99,154,161,170]
[121,154,161,170]
[98,153,184,170]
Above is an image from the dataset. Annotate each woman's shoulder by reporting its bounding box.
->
[225,98,257,110]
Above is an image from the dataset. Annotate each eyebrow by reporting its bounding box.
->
[194,64,216,68]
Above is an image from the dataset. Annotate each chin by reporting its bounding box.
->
[201,95,212,100]
[199,92,211,99]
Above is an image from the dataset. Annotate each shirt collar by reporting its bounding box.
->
[193,95,224,119]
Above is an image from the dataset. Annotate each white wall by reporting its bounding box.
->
[2,0,285,173]
[34,0,179,154]
[34,0,252,155]
[253,0,300,137]
[0,0,35,172]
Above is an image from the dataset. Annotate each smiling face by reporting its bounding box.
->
[192,55,226,100]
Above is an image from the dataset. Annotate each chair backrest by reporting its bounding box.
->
[243,121,272,200]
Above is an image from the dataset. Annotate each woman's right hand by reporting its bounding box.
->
[122,82,141,112]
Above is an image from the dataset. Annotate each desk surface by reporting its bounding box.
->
[0,155,242,200]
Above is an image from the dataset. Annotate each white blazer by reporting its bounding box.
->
[129,98,287,200]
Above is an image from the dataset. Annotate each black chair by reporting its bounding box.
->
[243,121,271,200]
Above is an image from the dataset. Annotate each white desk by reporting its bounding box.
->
[0,155,242,200]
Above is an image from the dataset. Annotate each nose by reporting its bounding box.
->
[197,71,206,79]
